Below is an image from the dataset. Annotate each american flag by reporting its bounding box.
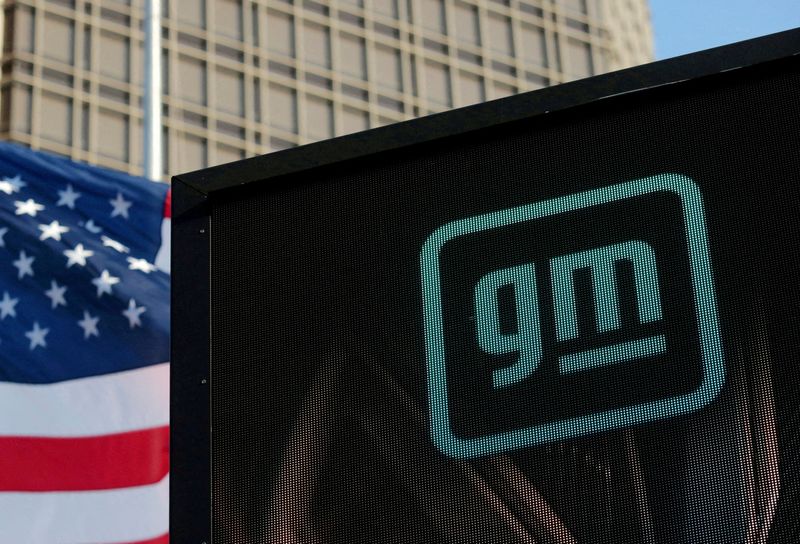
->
[0,142,170,544]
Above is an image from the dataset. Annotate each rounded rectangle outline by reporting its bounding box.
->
[419,173,726,459]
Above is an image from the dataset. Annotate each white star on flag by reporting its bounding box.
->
[56,184,81,209]
[84,219,102,233]
[77,310,100,339]
[0,226,7,247]
[38,220,70,241]
[101,235,130,254]
[64,243,94,267]
[127,257,157,273]
[0,291,19,319]
[122,298,146,329]
[0,174,25,194]
[109,192,132,219]
[15,198,45,217]
[92,269,120,298]
[25,321,49,350]
[44,280,68,309]
[13,250,35,279]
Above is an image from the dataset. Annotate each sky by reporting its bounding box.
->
[649,0,800,60]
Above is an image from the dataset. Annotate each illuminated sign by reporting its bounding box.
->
[422,174,725,457]
[172,31,800,544]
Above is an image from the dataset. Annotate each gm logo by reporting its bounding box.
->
[420,174,725,459]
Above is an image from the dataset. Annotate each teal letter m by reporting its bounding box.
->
[550,240,666,373]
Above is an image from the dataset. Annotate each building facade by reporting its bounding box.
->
[0,0,652,179]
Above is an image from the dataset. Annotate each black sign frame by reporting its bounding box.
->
[171,28,800,543]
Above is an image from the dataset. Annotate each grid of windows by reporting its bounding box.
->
[0,0,652,177]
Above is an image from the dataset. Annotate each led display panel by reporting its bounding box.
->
[172,30,800,544]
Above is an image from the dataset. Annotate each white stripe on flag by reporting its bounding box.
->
[0,363,169,437]
[155,218,171,273]
[0,475,169,544]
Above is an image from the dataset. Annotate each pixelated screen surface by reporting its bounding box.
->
[206,56,799,543]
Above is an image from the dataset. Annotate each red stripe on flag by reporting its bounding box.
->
[163,187,171,218]
[0,426,169,491]
[119,533,169,544]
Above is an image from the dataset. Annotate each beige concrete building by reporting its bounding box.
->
[0,0,652,179]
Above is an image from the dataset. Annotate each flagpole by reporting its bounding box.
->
[143,0,163,181]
